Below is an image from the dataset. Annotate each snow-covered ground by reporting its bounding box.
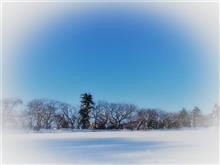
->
[3,128,219,164]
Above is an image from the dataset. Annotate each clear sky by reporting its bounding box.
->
[4,5,218,112]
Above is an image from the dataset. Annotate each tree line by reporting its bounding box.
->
[1,93,219,131]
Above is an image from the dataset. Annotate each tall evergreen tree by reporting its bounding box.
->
[79,93,94,129]
[192,106,201,127]
[211,104,220,126]
[178,108,191,127]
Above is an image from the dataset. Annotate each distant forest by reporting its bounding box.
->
[2,93,219,131]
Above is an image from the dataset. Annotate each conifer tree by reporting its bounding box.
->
[192,106,201,127]
[179,108,191,127]
[79,93,94,129]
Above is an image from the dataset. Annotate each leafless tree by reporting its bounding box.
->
[136,109,149,130]
[159,112,181,129]
[135,109,159,130]
[3,96,216,131]
[108,103,136,129]
[26,99,58,130]
[1,98,23,128]
[59,103,79,129]
[91,101,111,129]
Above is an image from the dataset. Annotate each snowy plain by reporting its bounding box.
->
[3,128,219,164]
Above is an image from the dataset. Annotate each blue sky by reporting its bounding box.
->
[5,6,218,112]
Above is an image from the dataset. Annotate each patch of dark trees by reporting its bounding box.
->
[2,93,219,131]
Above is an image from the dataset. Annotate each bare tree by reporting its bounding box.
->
[122,107,139,130]
[91,101,111,129]
[2,98,23,129]
[3,96,215,131]
[91,101,104,129]
[160,112,180,129]
[53,114,69,129]
[26,99,57,131]
[59,103,79,129]
[135,109,148,130]
[108,103,136,129]
[135,109,159,130]
[146,109,159,129]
